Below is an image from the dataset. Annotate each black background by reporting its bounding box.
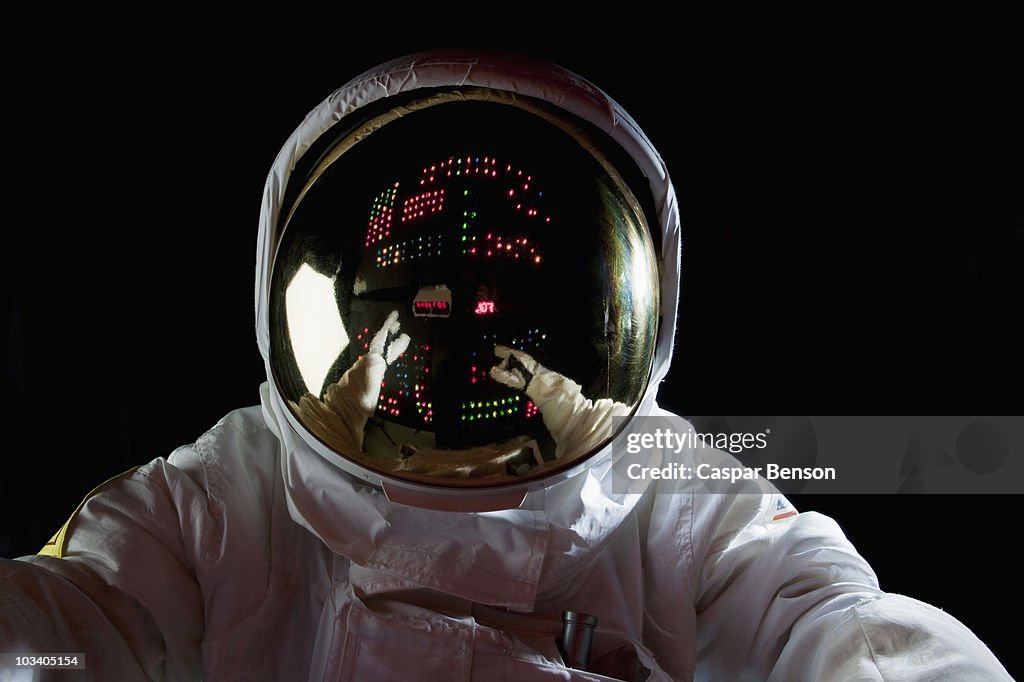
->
[2,19,1020,676]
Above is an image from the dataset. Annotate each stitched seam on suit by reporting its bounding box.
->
[854,604,887,681]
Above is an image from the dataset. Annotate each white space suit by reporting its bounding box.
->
[0,51,1013,681]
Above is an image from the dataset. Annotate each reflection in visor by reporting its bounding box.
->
[370,156,546,268]
[285,264,348,396]
[412,285,452,318]
[354,152,554,446]
[269,93,659,489]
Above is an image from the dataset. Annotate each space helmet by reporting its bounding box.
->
[258,51,679,511]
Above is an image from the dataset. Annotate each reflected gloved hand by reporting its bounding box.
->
[292,311,410,453]
[490,345,631,461]
[489,345,538,390]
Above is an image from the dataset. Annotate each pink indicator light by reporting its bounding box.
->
[474,301,496,315]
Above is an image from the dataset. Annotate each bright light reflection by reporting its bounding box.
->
[286,263,348,396]
[630,235,656,308]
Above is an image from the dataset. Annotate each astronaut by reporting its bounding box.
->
[0,50,1013,680]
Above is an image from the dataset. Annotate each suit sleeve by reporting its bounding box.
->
[691,484,1013,680]
[0,457,210,681]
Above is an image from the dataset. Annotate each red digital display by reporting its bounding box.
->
[413,285,452,319]
[415,300,450,314]
[474,300,496,315]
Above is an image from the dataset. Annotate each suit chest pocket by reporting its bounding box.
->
[322,597,668,681]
